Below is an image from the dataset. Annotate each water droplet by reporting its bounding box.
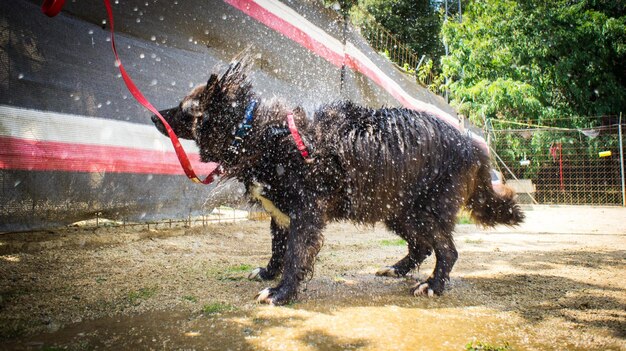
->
[222,14,228,20]
[17,73,24,79]
[150,79,157,86]
[88,29,94,35]
[151,35,156,41]
[139,53,145,59]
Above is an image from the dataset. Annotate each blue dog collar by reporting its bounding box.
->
[230,100,258,153]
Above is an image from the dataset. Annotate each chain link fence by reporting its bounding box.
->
[489,115,625,206]
[350,11,444,94]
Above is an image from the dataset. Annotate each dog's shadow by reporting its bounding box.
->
[282,249,626,340]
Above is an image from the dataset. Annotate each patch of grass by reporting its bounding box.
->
[380,239,406,246]
[201,302,235,315]
[127,286,158,305]
[213,264,254,281]
[464,238,484,244]
[465,341,512,351]
[182,295,198,303]
[226,264,253,273]
[458,211,473,224]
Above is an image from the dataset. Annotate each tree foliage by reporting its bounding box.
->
[351,0,445,64]
[442,0,626,127]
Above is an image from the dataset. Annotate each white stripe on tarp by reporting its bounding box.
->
[0,104,199,153]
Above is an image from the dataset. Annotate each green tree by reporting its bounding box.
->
[354,0,445,64]
[441,1,626,186]
[442,0,626,126]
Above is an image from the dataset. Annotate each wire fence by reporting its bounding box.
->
[352,12,441,91]
[57,206,271,233]
[489,115,625,206]
[358,17,420,73]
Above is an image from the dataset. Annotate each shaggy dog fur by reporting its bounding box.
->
[152,58,524,305]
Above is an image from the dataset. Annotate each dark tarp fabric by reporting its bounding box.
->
[0,0,457,231]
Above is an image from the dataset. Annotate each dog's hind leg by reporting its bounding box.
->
[248,218,288,281]
[377,219,432,277]
[409,197,460,296]
[411,226,457,297]
[256,207,325,305]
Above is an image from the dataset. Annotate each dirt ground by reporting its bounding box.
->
[0,205,625,350]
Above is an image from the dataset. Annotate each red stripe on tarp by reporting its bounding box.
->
[0,136,219,175]
[224,0,345,68]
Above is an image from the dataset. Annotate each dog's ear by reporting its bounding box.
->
[197,74,219,107]
[206,74,218,88]
[216,60,250,99]
[293,106,307,120]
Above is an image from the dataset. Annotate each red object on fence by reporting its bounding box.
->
[550,143,565,191]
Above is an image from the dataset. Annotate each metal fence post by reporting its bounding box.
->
[619,112,625,207]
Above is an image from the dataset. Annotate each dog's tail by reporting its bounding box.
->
[465,144,525,227]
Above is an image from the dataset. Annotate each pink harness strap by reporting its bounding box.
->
[286,113,313,162]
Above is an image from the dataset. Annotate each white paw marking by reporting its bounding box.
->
[248,267,262,281]
[375,266,399,277]
[413,282,434,297]
[256,288,273,304]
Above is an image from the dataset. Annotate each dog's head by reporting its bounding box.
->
[152,59,254,162]
[151,78,217,140]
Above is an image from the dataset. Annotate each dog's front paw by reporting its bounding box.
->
[248,267,277,281]
[411,278,445,297]
[255,286,294,306]
[248,267,263,281]
[411,282,435,297]
[256,288,275,304]
[375,266,401,277]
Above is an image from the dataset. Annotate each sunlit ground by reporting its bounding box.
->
[1,206,624,350]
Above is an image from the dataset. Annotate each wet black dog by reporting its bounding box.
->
[152,58,524,305]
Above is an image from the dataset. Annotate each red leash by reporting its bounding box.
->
[41,0,65,16]
[42,0,220,184]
